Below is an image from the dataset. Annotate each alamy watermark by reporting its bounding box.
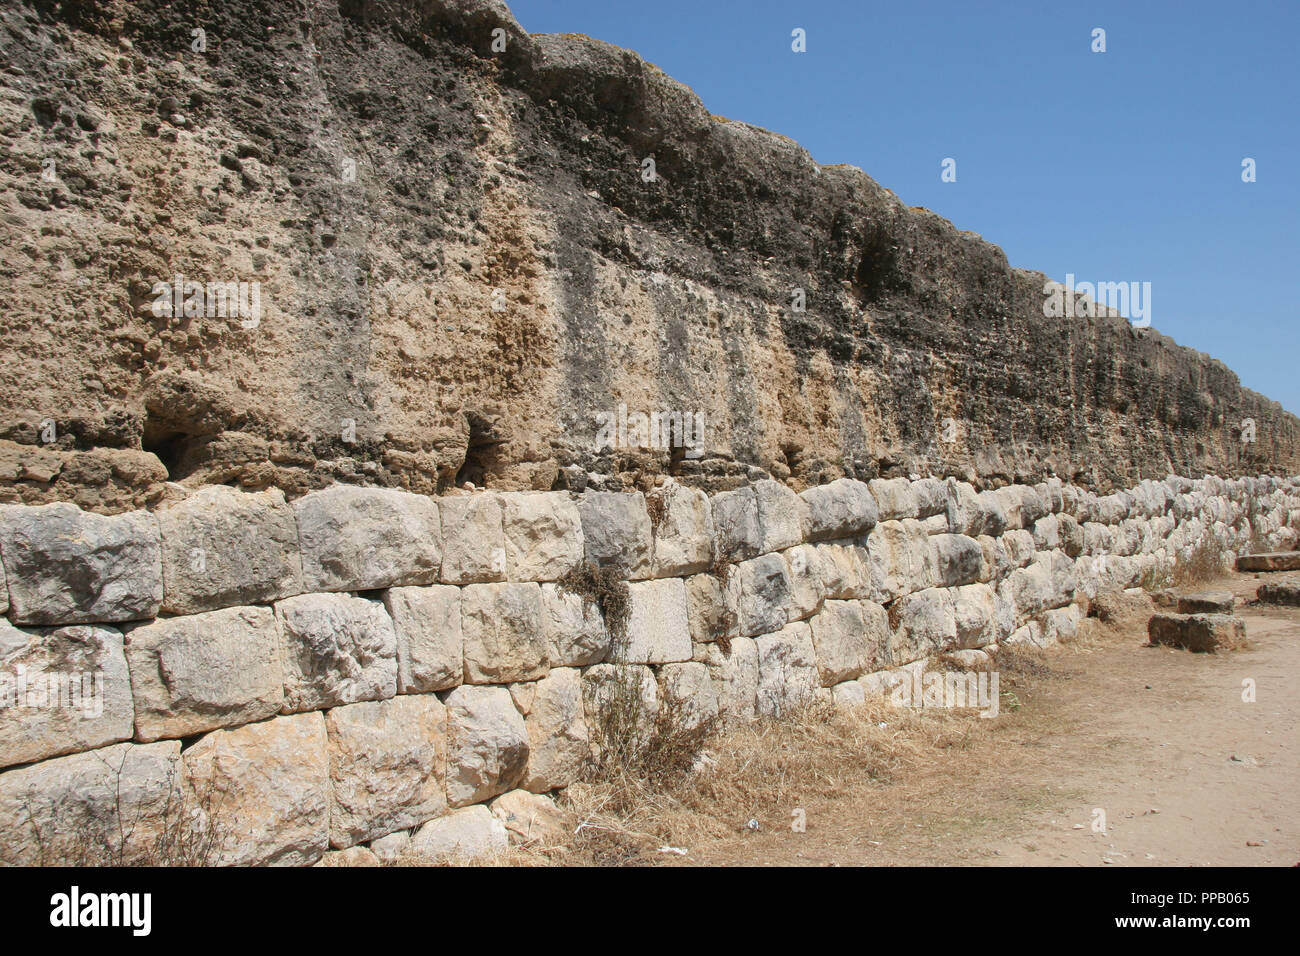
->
[0,665,104,719]
[1043,274,1151,327]
[150,275,261,329]
[594,403,705,458]
[889,666,1000,718]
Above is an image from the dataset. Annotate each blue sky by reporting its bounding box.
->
[509,0,1300,414]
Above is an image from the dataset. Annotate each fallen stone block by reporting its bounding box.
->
[294,485,441,592]
[0,502,162,625]
[1236,551,1300,572]
[1256,580,1300,606]
[489,789,569,846]
[0,621,134,769]
[1175,590,1234,614]
[1147,613,1245,653]
[126,605,284,742]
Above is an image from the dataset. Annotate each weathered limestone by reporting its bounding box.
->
[182,711,330,867]
[814,540,873,600]
[126,605,283,741]
[460,582,548,684]
[650,483,714,577]
[755,621,818,717]
[0,740,181,866]
[782,544,827,621]
[294,485,441,592]
[1236,551,1300,572]
[930,534,983,587]
[869,478,918,521]
[889,587,957,663]
[734,552,793,638]
[0,502,162,625]
[1148,613,1245,653]
[324,695,447,849]
[275,593,398,713]
[438,493,506,584]
[581,662,659,748]
[156,486,303,614]
[499,492,584,582]
[578,491,652,578]
[657,661,719,731]
[511,667,588,792]
[383,585,463,694]
[798,478,878,542]
[753,479,806,554]
[539,582,609,666]
[442,684,530,807]
[701,637,758,722]
[405,805,508,863]
[1257,580,1300,605]
[0,622,133,768]
[314,846,381,867]
[684,571,740,646]
[952,583,997,649]
[710,486,762,562]
[616,577,692,664]
[490,789,569,845]
[808,600,871,686]
[1176,591,1234,614]
[912,478,949,519]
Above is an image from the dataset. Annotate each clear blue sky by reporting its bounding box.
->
[509,0,1300,414]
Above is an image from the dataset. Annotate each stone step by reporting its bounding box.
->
[1147,612,1245,653]
[1256,580,1300,606]
[1236,551,1300,572]
[1175,590,1234,614]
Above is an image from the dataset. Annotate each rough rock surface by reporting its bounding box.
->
[0,0,1297,510]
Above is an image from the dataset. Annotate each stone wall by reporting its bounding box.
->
[2,472,1298,865]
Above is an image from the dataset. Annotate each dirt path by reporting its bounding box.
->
[676,572,1300,867]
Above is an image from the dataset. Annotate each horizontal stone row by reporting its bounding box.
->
[5,473,1293,629]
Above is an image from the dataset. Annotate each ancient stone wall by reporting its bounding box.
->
[2,472,1298,865]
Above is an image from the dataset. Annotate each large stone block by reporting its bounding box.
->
[814,540,873,600]
[798,478,878,542]
[294,485,440,593]
[656,661,719,732]
[782,544,827,621]
[1147,613,1245,653]
[438,493,506,584]
[0,622,133,769]
[753,479,806,554]
[490,789,569,846]
[383,585,463,694]
[754,622,818,717]
[1176,590,1234,614]
[182,711,330,867]
[126,605,283,742]
[650,482,714,576]
[539,582,609,666]
[952,583,997,649]
[930,534,983,587]
[888,587,957,663]
[460,582,548,684]
[701,637,758,722]
[499,491,584,582]
[868,478,919,521]
[808,600,871,686]
[684,571,740,646]
[325,695,447,849]
[405,805,508,863]
[734,552,793,638]
[442,684,530,807]
[0,740,181,865]
[0,502,161,625]
[157,486,303,615]
[584,494,658,583]
[1256,580,1300,606]
[1236,551,1300,572]
[710,486,761,562]
[873,519,935,600]
[615,577,692,663]
[512,667,588,792]
[913,477,949,519]
[275,593,398,713]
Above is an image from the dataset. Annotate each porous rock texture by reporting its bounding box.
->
[1,0,1298,515]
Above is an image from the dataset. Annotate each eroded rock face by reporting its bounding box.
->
[442,684,530,807]
[0,0,1297,508]
[275,593,399,713]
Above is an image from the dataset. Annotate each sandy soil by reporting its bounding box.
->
[673,572,1300,867]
